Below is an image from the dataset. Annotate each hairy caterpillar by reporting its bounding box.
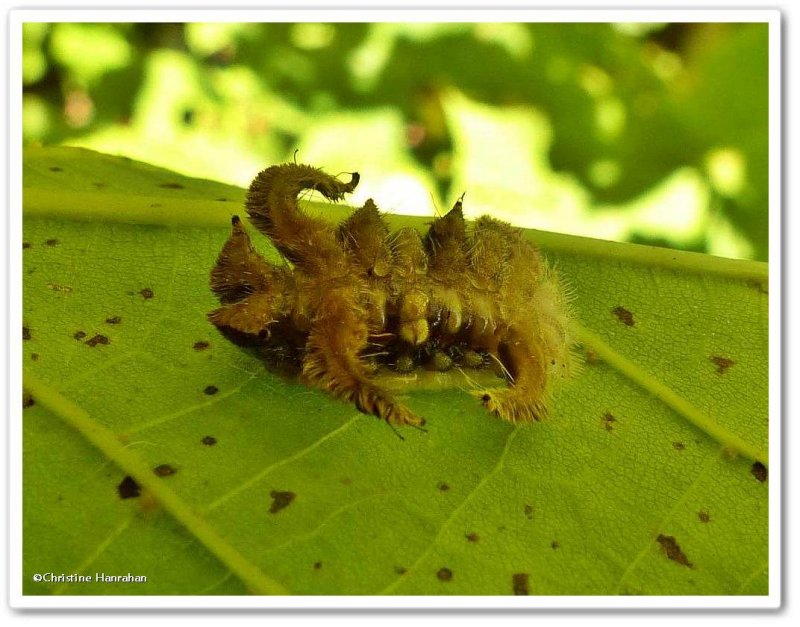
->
[209,163,574,428]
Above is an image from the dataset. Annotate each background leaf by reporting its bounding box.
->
[23,22,769,260]
[22,147,768,596]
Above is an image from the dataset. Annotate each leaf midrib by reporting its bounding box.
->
[24,184,768,281]
[573,323,767,464]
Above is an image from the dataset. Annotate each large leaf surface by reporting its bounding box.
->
[21,146,769,596]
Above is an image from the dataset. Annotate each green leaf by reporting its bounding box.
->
[22,146,768,596]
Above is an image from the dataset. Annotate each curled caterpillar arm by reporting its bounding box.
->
[246,164,359,273]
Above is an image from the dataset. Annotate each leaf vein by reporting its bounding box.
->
[377,426,521,595]
[23,372,288,595]
[205,415,361,512]
[53,516,133,595]
[612,449,722,593]
[574,322,767,464]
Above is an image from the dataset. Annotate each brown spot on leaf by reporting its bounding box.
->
[584,349,601,365]
[149,203,163,208]
[23,392,35,408]
[216,197,229,202]
[745,279,768,294]
[105,316,122,324]
[153,464,177,477]
[86,334,110,347]
[524,504,534,520]
[22,326,31,340]
[204,385,219,396]
[49,166,63,172]
[613,306,635,327]
[23,242,31,249]
[656,534,693,568]
[45,238,59,247]
[602,412,616,432]
[672,441,685,451]
[193,340,210,351]
[31,353,39,361]
[92,181,108,189]
[313,561,322,570]
[436,567,453,582]
[551,540,560,550]
[437,481,450,492]
[466,532,479,543]
[159,182,184,189]
[698,510,710,523]
[394,566,407,575]
[202,435,217,446]
[140,287,154,300]
[751,461,767,483]
[512,573,530,595]
[118,476,141,499]
[269,490,296,513]
[139,492,159,513]
[710,355,735,375]
[73,330,87,340]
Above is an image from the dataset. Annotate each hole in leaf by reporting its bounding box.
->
[153,464,177,477]
[751,462,767,483]
[656,534,693,568]
[269,490,296,514]
[613,306,635,327]
[86,334,110,347]
[118,476,141,499]
[436,567,453,582]
[710,355,735,375]
[512,573,530,595]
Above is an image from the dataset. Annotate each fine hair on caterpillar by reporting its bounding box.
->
[209,162,575,429]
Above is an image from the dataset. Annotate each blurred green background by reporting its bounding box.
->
[22,21,769,260]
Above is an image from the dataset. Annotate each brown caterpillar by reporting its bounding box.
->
[209,163,574,428]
